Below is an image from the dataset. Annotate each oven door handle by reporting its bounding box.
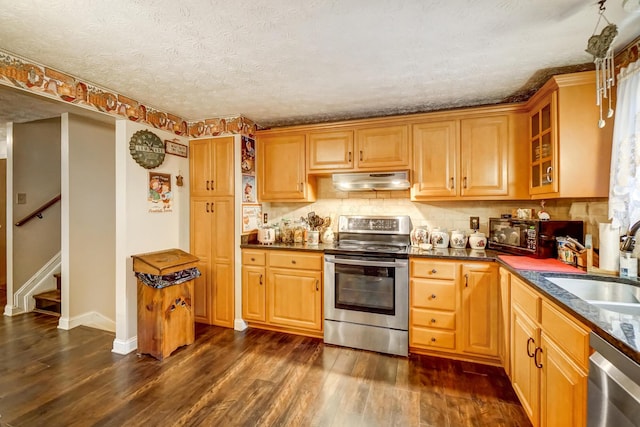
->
[325,258,399,268]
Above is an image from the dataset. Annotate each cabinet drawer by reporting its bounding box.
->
[541,300,590,369]
[411,328,456,350]
[242,250,266,266]
[411,279,456,310]
[269,251,322,271]
[411,308,456,330]
[411,260,457,280]
[511,276,541,321]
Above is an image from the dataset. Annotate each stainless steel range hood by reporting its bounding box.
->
[332,171,410,191]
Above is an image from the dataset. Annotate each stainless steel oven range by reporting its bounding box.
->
[324,215,411,356]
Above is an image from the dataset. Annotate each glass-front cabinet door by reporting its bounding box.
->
[529,92,558,195]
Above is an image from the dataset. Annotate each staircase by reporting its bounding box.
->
[33,273,61,316]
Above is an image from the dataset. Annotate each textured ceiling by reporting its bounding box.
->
[0,0,639,129]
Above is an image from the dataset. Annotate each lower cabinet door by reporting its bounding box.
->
[267,268,322,331]
[540,334,588,427]
[242,265,266,322]
[510,304,540,427]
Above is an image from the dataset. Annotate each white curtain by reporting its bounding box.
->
[608,60,640,231]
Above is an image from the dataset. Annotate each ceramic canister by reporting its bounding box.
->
[450,230,467,249]
[431,228,449,249]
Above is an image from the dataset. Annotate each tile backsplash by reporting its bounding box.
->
[263,177,610,247]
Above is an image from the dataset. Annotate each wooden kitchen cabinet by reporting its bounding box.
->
[190,197,234,327]
[499,267,512,377]
[240,249,323,337]
[257,133,316,202]
[412,108,528,201]
[460,262,499,357]
[354,124,410,170]
[189,137,234,197]
[526,71,613,198]
[509,276,590,427]
[307,130,354,171]
[410,258,500,364]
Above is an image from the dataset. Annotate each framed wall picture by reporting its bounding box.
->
[165,139,188,158]
[148,172,172,212]
[242,204,262,233]
[242,174,256,203]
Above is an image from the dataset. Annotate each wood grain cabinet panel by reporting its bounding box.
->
[460,262,499,357]
[526,71,613,199]
[355,125,410,169]
[411,120,458,198]
[190,135,235,328]
[241,249,323,337]
[258,133,316,202]
[307,130,354,171]
[509,274,590,427]
[189,137,234,197]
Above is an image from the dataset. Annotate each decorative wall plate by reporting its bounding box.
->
[129,129,165,169]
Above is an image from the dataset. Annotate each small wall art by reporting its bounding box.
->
[165,139,188,158]
[242,204,262,233]
[148,172,172,212]
[242,174,256,203]
[241,136,255,175]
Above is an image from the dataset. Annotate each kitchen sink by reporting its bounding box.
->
[545,277,640,315]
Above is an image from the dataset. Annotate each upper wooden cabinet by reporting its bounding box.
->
[306,125,410,172]
[526,71,613,199]
[257,133,316,202]
[412,108,529,201]
[354,125,410,170]
[189,137,234,197]
[307,130,354,171]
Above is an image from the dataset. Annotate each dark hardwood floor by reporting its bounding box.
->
[0,313,531,427]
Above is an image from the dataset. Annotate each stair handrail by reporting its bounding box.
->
[14,194,62,227]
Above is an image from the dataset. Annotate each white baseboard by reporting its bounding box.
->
[112,336,138,355]
[58,311,116,333]
[4,304,24,316]
[234,318,248,331]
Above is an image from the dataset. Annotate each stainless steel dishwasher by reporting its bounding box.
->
[588,332,640,426]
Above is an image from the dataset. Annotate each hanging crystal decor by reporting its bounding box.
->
[585,0,618,128]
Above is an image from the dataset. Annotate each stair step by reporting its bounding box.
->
[34,290,61,303]
[34,289,61,316]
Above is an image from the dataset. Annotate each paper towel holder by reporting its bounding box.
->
[585,233,619,276]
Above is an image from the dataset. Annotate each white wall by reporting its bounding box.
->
[60,113,116,331]
[114,120,190,354]
[11,118,61,287]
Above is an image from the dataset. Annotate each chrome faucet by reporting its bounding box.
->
[620,220,640,252]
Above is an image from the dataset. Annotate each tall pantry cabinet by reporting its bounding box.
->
[190,136,235,327]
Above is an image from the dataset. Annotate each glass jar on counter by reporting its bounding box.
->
[293,220,306,244]
[281,220,295,244]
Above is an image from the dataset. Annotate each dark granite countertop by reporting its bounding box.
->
[500,265,640,366]
[240,242,332,252]
[239,243,639,364]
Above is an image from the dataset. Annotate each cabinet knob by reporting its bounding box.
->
[430,318,436,323]
[251,257,255,261]
[430,294,437,299]
[430,337,436,342]
[292,260,297,264]
[431,269,437,274]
